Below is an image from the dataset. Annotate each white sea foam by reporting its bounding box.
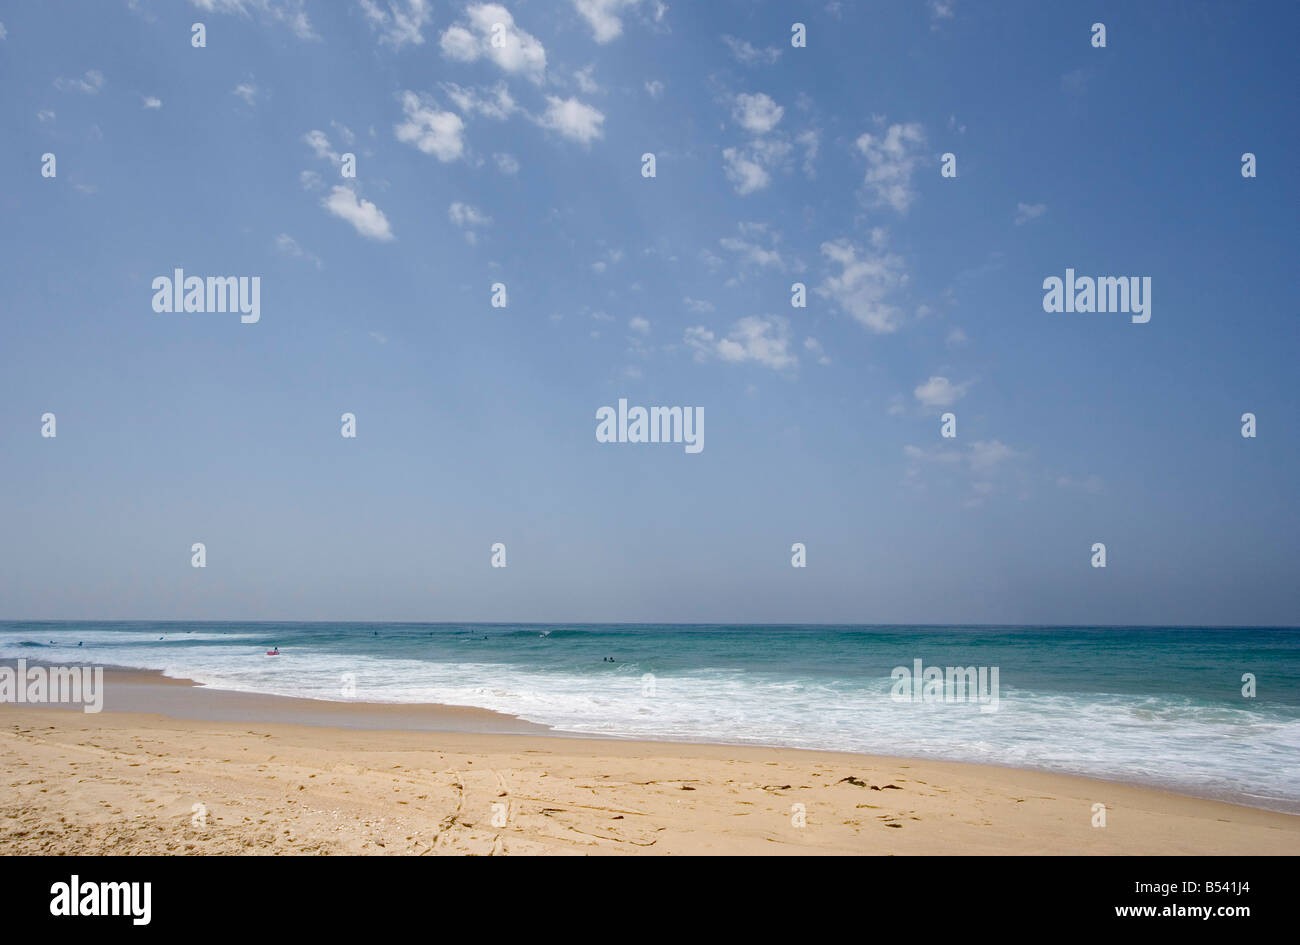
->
[7,633,1297,811]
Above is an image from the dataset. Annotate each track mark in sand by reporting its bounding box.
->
[423,769,465,854]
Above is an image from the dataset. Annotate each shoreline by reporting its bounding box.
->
[2,665,1299,853]
[5,661,1299,816]
[4,701,1297,854]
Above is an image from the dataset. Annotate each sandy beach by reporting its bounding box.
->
[1,668,1296,855]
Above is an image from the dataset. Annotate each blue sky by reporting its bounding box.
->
[1,0,1297,624]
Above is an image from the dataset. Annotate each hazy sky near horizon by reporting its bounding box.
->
[1,0,1297,625]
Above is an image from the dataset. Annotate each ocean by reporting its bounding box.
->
[3,621,1298,813]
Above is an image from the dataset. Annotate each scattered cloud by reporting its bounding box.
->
[804,337,830,365]
[441,82,517,120]
[232,81,259,105]
[573,64,601,94]
[322,185,394,241]
[719,222,784,269]
[572,0,643,43]
[440,3,546,83]
[685,315,796,371]
[913,376,969,408]
[449,201,491,243]
[394,91,466,162]
[629,316,651,334]
[796,129,820,178]
[54,70,104,94]
[683,297,715,313]
[304,128,339,162]
[722,137,791,195]
[275,233,323,268]
[359,0,432,48]
[733,92,783,134]
[969,439,1017,474]
[722,34,780,66]
[493,152,520,175]
[946,327,969,348]
[142,96,162,109]
[817,235,907,334]
[536,96,605,144]
[855,121,925,213]
[1014,202,1047,225]
[644,79,664,99]
[191,0,317,40]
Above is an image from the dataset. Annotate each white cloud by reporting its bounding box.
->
[449,201,491,242]
[536,96,605,144]
[440,3,546,83]
[493,152,520,174]
[817,237,907,333]
[930,0,954,23]
[733,92,783,134]
[685,315,796,371]
[913,376,969,408]
[394,91,466,161]
[37,110,55,122]
[644,79,664,99]
[946,327,969,348]
[796,129,819,178]
[142,96,162,109]
[629,316,651,334]
[232,81,259,105]
[359,0,432,48]
[54,70,104,94]
[572,0,641,43]
[573,64,600,94]
[304,129,338,162]
[1014,202,1047,225]
[322,185,394,241]
[804,337,830,365]
[683,297,714,313]
[0,22,6,40]
[720,223,784,269]
[300,169,323,190]
[441,82,517,120]
[855,121,926,213]
[722,147,769,195]
[721,137,791,196]
[448,202,490,227]
[330,121,356,145]
[722,35,780,65]
[191,0,317,40]
[969,440,1016,474]
[275,233,323,268]
[905,440,1016,487]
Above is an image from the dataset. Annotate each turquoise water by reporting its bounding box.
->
[4,621,1298,811]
